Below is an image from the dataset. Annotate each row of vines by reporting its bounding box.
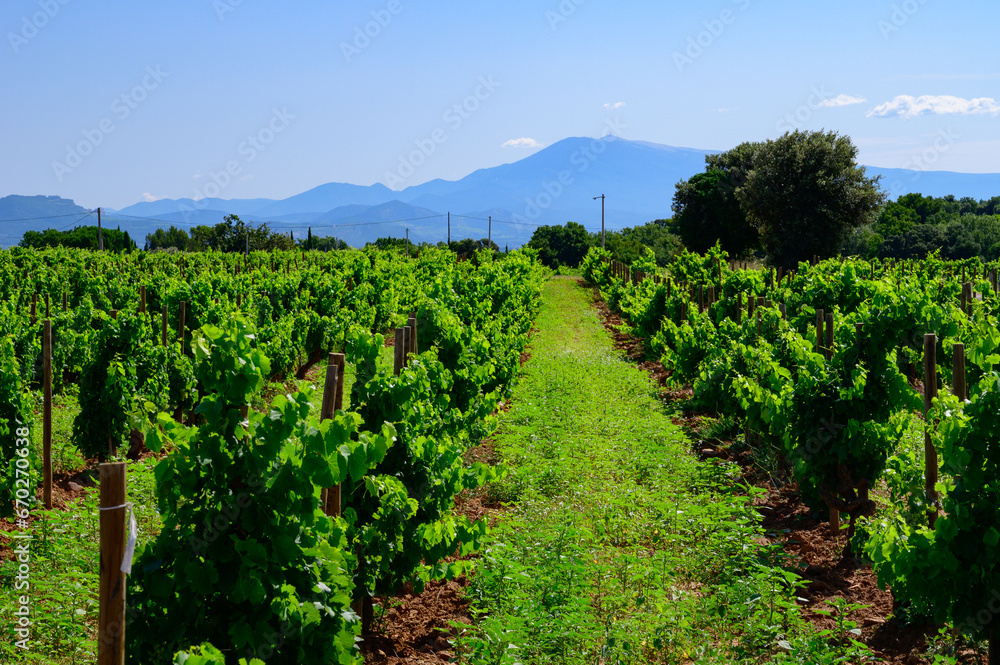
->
[582,246,1000,658]
[0,246,547,664]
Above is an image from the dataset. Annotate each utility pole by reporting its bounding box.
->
[406,228,410,257]
[593,195,605,249]
[97,207,104,250]
[447,212,450,246]
[245,231,249,256]
[488,215,492,246]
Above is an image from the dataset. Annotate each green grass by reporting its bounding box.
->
[458,277,871,664]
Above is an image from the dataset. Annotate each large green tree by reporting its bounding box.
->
[146,225,191,251]
[20,225,136,251]
[526,221,594,268]
[183,215,295,252]
[735,130,886,268]
[672,169,758,257]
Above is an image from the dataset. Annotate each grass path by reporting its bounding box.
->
[461,277,851,664]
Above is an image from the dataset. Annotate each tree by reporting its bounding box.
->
[450,238,499,255]
[146,225,191,251]
[672,169,758,257]
[177,215,295,252]
[526,222,594,268]
[20,225,136,251]
[604,220,682,267]
[735,130,886,268]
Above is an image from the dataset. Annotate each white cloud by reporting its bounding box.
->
[717,107,738,114]
[501,137,543,149]
[868,94,1000,118]
[817,94,866,108]
[141,193,167,202]
[603,101,626,110]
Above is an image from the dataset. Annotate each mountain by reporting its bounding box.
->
[6,137,1000,249]
[0,195,92,245]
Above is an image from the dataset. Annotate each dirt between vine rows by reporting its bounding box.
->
[585,280,988,665]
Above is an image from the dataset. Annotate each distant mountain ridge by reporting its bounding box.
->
[4,137,1000,248]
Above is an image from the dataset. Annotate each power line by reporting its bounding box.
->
[0,210,96,239]
[0,211,98,224]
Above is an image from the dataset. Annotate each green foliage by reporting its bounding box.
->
[737,130,886,268]
[20,225,137,252]
[128,319,385,664]
[186,215,295,252]
[450,237,500,255]
[867,374,1000,642]
[146,225,192,251]
[526,221,594,268]
[605,219,683,267]
[0,335,33,519]
[71,312,147,460]
[673,169,759,258]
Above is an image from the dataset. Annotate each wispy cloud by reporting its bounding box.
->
[603,102,626,110]
[501,137,543,149]
[818,94,866,108]
[717,107,738,114]
[142,192,166,202]
[868,94,1000,118]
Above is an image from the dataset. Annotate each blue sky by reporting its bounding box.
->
[2,0,999,210]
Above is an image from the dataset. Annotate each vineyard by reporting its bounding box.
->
[583,246,1000,663]
[2,242,1000,664]
[0,246,546,664]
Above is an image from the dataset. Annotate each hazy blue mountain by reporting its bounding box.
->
[307,201,442,246]
[119,197,274,218]
[7,136,1000,249]
[864,167,1000,200]
[0,195,92,246]
[252,182,396,217]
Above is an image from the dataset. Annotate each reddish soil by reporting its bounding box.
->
[359,578,473,665]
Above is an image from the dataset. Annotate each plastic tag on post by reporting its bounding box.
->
[121,504,138,574]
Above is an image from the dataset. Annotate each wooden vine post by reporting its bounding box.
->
[825,312,834,361]
[161,305,168,347]
[98,462,127,665]
[924,333,938,528]
[320,352,345,518]
[43,319,52,509]
[139,286,146,315]
[815,309,825,355]
[393,328,406,375]
[178,301,187,353]
[407,314,418,355]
